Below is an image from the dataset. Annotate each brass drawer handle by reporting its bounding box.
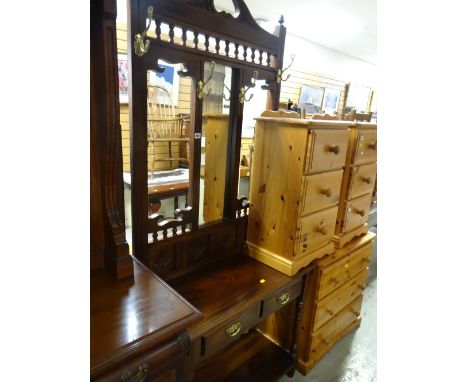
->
[316,226,328,235]
[354,208,365,216]
[327,145,340,155]
[320,188,332,197]
[361,176,371,184]
[326,308,334,315]
[121,364,148,382]
[276,291,290,305]
[367,142,377,150]
[225,322,242,337]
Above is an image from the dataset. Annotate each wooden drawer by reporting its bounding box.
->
[295,206,338,256]
[261,279,302,318]
[95,338,181,382]
[307,129,349,173]
[348,163,376,199]
[342,193,372,233]
[313,269,368,331]
[309,295,363,359]
[201,303,259,358]
[300,170,343,215]
[317,243,372,299]
[353,130,377,165]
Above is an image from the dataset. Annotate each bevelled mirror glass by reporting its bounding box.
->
[199,62,232,226]
[145,61,192,240]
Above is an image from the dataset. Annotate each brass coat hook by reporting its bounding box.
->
[239,71,258,104]
[134,6,154,57]
[197,61,216,99]
[276,54,295,83]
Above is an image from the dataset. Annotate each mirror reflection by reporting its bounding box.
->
[146,62,192,220]
[199,62,232,225]
[238,79,268,199]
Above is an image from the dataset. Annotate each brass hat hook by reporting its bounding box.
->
[197,61,216,99]
[276,53,295,83]
[239,71,258,104]
[134,6,154,57]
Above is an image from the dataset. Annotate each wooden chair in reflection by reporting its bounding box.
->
[147,84,190,215]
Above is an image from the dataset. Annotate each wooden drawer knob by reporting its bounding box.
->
[121,364,148,382]
[326,308,335,315]
[276,291,290,305]
[367,142,377,150]
[351,309,360,317]
[225,322,242,337]
[316,226,328,235]
[362,257,371,263]
[320,188,332,197]
[361,176,372,184]
[321,338,330,345]
[354,209,365,216]
[358,284,366,291]
[327,145,340,155]
[330,277,339,285]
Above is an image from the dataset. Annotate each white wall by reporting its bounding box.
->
[284,33,377,88]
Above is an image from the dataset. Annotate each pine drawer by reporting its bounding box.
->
[306,129,349,173]
[353,130,377,165]
[348,163,376,200]
[342,193,372,233]
[313,269,368,331]
[300,170,343,215]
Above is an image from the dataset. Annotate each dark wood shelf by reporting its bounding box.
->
[194,329,294,382]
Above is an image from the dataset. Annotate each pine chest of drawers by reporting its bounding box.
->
[297,232,375,374]
[334,123,377,247]
[246,110,355,276]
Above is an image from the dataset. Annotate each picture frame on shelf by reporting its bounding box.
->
[298,86,324,114]
[345,83,372,113]
[322,88,341,114]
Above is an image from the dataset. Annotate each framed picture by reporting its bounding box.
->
[149,60,180,106]
[322,88,341,114]
[299,86,324,114]
[346,83,372,112]
[117,54,129,104]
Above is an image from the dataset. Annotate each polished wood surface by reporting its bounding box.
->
[168,255,311,339]
[90,258,202,378]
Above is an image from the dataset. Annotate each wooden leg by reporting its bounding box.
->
[287,274,306,378]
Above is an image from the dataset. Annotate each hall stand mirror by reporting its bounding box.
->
[123,0,315,380]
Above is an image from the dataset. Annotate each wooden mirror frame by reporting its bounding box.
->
[128,0,286,279]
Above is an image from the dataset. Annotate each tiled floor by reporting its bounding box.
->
[281,226,377,382]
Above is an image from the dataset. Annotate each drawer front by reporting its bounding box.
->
[94,338,181,382]
[342,193,372,233]
[300,170,343,215]
[261,279,302,318]
[313,269,368,330]
[307,129,349,173]
[348,163,376,200]
[202,304,259,358]
[309,295,363,358]
[295,206,338,256]
[317,243,372,299]
[353,130,377,165]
